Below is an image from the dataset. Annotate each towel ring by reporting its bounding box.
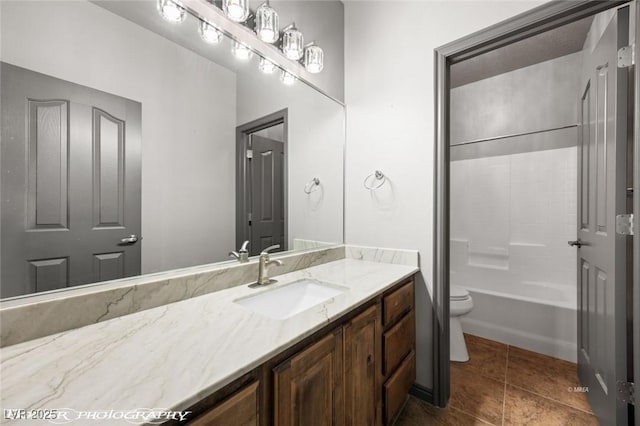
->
[304,177,321,194]
[363,170,386,190]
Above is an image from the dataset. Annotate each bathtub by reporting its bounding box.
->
[457,281,577,362]
[450,239,578,362]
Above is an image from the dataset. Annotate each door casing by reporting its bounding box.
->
[432,3,639,420]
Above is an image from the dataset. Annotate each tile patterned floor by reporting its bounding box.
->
[396,334,599,426]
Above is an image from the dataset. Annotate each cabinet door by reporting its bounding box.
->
[343,305,381,426]
[274,329,344,426]
[190,381,259,426]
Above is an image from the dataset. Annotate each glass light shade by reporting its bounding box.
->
[282,25,303,60]
[304,45,324,73]
[199,21,222,44]
[280,70,296,85]
[223,0,249,22]
[255,3,279,43]
[157,0,185,23]
[232,41,252,60]
[259,58,277,74]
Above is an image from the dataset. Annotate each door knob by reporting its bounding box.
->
[568,240,586,248]
[120,235,139,244]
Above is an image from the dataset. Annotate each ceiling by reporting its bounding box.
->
[450,15,594,88]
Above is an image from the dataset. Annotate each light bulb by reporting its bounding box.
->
[199,21,222,44]
[255,3,279,43]
[280,70,296,85]
[304,44,324,73]
[282,24,303,61]
[232,42,252,60]
[223,0,249,22]
[157,0,185,23]
[259,58,277,74]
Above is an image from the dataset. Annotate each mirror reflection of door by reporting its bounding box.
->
[236,114,287,257]
[0,63,142,299]
[249,134,285,256]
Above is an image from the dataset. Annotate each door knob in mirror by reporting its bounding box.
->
[120,235,139,245]
[568,240,586,248]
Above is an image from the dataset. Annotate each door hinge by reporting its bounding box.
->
[246,149,253,159]
[615,214,634,235]
[618,45,634,68]
[617,381,635,405]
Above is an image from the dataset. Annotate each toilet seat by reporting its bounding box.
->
[450,285,470,301]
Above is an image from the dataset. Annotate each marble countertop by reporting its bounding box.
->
[0,258,418,424]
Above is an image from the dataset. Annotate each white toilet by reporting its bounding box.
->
[450,285,474,362]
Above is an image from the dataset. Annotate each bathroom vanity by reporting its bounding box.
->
[0,250,418,426]
[188,277,416,426]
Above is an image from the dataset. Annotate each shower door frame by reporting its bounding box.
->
[432,2,639,419]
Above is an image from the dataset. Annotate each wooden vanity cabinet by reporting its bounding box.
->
[184,276,416,426]
[273,328,344,426]
[381,280,416,424]
[343,304,382,426]
[189,380,259,426]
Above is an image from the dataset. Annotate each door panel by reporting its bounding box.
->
[249,134,285,255]
[93,108,125,228]
[595,64,610,233]
[577,8,630,425]
[92,252,125,282]
[580,84,591,230]
[28,258,69,293]
[1,63,141,298]
[28,99,69,230]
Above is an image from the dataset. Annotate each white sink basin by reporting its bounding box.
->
[234,279,347,320]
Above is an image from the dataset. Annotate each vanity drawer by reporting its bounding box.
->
[383,350,416,424]
[383,280,414,326]
[383,310,415,375]
[190,381,258,426]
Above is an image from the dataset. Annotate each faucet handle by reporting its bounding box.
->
[260,244,281,256]
[239,240,250,253]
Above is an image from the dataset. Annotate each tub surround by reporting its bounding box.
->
[0,256,418,424]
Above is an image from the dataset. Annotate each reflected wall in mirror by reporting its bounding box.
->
[0,0,345,299]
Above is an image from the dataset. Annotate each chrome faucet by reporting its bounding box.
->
[257,244,284,285]
[229,240,250,263]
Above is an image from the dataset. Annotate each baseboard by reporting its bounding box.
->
[409,383,434,404]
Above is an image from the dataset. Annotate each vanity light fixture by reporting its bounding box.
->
[199,21,223,44]
[303,42,324,73]
[280,70,296,85]
[223,0,250,23]
[281,23,304,61]
[259,57,277,74]
[157,0,185,23]
[232,41,253,60]
[255,2,279,43]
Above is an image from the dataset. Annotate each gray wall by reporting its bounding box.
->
[236,65,345,249]
[250,0,344,102]
[450,52,581,147]
[1,1,237,274]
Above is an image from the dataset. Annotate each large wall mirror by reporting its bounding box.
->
[0,0,344,299]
